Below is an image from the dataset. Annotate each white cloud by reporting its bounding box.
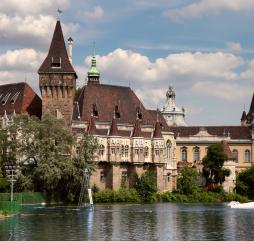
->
[0,48,45,71]
[163,0,254,20]
[225,42,243,55]
[84,49,243,86]
[82,5,104,21]
[0,0,70,16]
[0,48,46,92]
[0,14,79,47]
[80,48,248,108]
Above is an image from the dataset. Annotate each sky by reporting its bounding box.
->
[0,0,254,126]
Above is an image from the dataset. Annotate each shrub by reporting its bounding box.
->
[134,171,157,203]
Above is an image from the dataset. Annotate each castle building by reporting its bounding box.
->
[0,82,41,127]
[161,86,187,126]
[1,19,254,192]
[38,20,178,191]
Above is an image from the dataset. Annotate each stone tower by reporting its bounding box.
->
[38,20,77,126]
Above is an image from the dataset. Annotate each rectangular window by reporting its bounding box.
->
[100,171,105,182]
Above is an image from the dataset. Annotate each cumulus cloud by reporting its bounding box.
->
[82,5,104,21]
[80,48,250,109]
[163,0,254,20]
[0,14,79,47]
[0,0,70,16]
[84,49,243,86]
[0,48,46,92]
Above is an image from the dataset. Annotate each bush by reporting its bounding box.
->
[177,167,200,195]
[134,171,157,203]
[93,189,141,203]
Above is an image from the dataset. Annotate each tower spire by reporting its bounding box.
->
[87,42,100,84]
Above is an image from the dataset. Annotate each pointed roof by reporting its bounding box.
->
[247,93,254,121]
[108,116,119,136]
[241,111,247,121]
[38,20,77,76]
[132,118,142,137]
[153,120,163,138]
[221,140,235,160]
[86,115,97,135]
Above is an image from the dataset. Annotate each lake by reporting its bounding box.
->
[1,203,254,241]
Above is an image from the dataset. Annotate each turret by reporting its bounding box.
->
[87,44,100,84]
[38,20,77,126]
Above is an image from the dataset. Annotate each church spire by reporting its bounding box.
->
[87,42,100,84]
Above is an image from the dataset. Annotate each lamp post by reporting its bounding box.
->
[5,164,17,202]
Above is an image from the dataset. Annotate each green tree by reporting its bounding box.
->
[3,114,98,202]
[134,171,157,202]
[177,167,200,195]
[236,165,254,199]
[202,143,230,188]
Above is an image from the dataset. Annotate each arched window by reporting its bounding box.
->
[99,145,105,156]
[124,145,129,158]
[181,147,187,162]
[245,150,251,162]
[166,140,171,159]
[144,146,149,157]
[193,146,200,162]
[232,149,238,162]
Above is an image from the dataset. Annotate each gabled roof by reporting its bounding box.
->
[108,117,119,136]
[77,84,156,124]
[0,82,41,117]
[170,126,251,140]
[132,118,142,137]
[153,120,163,138]
[38,21,77,76]
[221,140,235,160]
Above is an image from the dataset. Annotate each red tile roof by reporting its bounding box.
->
[0,82,41,117]
[76,84,156,124]
[153,120,163,138]
[38,21,77,76]
[109,117,119,136]
[132,118,142,137]
[170,126,251,140]
[221,140,235,160]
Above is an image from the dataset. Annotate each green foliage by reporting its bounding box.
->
[93,189,141,203]
[2,114,98,203]
[157,190,247,203]
[177,167,200,195]
[134,171,157,202]
[202,143,230,186]
[236,165,254,199]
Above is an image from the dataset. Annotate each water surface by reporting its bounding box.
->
[1,203,254,241]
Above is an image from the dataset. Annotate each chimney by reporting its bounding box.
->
[68,37,73,64]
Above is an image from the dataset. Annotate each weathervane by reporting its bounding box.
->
[57,9,63,20]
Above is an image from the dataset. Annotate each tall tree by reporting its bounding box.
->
[2,114,98,202]
[202,143,230,188]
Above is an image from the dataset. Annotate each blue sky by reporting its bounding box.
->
[0,0,254,125]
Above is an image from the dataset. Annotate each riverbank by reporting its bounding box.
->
[92,189,248,204]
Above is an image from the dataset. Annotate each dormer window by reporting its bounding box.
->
[136,107,142,120]
[115,105,120,118]
[51,57,61,68]
[92,103,98,117]
[1,93,11,105]
[10,92,20,105]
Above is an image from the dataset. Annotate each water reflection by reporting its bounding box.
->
[1,203,254,241]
